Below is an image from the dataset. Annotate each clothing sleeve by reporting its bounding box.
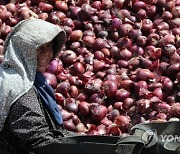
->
[7,86,61,151]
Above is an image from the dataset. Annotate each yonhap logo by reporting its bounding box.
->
[141,129,158,147]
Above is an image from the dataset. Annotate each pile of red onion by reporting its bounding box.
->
[0,0,179,136]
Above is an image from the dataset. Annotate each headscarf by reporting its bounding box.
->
[0,18,66,131]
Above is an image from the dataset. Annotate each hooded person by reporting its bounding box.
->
[0,18,77,154]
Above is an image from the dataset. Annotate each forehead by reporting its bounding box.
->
[42,41,53,48]
[37,41,54,50]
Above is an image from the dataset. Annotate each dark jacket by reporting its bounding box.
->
[0,86,64,154]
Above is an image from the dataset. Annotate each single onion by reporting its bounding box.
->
[170,103,180,118]
[76,122,87,133]
[89,93,106,105]
[55,92,65,106]
[43,72,57,89]
[39,2,53,12]
[63,119,76,131]
[46,59,63,75]
[136,69,154,81]
[157,103,171,114]
[56,81,71,97]
[103,80,118,97]
[61,109,73,121]
[78,101,90,116]
[60,50,77,65]
[64,98,78,114]
[111,17,122,30]
[69,62,85,75]
[122,97,134,110]
[89,103,107,122]
[114,115,131,133]
[55,1,68,12]
[70,30,83,42]
[116,89,130,101]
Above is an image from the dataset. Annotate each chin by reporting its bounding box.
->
[37,68,46,73]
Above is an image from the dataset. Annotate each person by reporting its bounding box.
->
[0,18,78,154]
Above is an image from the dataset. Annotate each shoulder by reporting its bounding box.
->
[19,85,38,100]
[12,85,40,110]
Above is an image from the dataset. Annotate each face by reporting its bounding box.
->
[37,42,54,73]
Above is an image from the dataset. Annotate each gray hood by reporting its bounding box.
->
[0,18,66,131]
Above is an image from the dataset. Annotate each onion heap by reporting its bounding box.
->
[0,0,179,136]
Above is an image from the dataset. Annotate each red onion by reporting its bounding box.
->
[56,81,71,97]
[76,122,87,133]
[6,3,16,13]
[61,109,73,121]
[72,114,81,125]
[78,3,96,21]
[147,33,160,46]
[137,9,147,19]
[89,103,107,122]
[162,11,173,21]
[116,89,130,101]
[117,37,133,50]
[46,59,63,75]
[79,101,90,116]
[55,1,68,12]
[60,50,77,65]
[0,9,12,21]
[131,114,145,125]
[91,1,102,10]
[101,0,113,9]
[93,38,110,51]
[120,79,133,90]
[101,117,113,126]
[122,98,134,110]
[157,103,171,114]
[69,85,79,98]
[0,24,12,37]
[103,80,118,97]
[135,99,151,114]
[141,19,153,32]
[70,30,83,42]
[77,92,89,101]
[93,60,107,72]
[118,24,133,37]
[162,80,174,93]
[153,88,163,100]
[166,63,180,79]
[64,98,78,114]
[133,1,146,12]
[146,5,156,17]
[63,119,76,131]
[171,6,180,17]
[39,2,53,12]
[170,103,180,117]
[63,18,75,29]
[136,36,147,47]
[85,78,102,94]
[55,92,65,106]
[129,29,142,40]
[136,69,154,81]
[70,62,85,75]
[114,115,131,133]
[89,93,106,105]
[111,17,122,30]
[43,72,57,89]
[83,36,95,48]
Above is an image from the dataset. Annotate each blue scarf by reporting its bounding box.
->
[34,71,63,126]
